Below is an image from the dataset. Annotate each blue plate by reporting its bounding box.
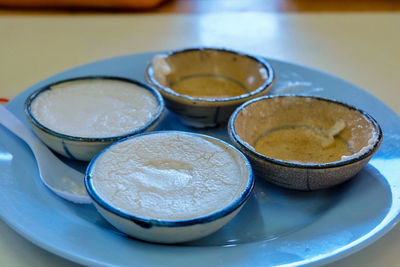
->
[1,52,400,266]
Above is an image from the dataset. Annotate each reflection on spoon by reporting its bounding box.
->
[0,105,91,204]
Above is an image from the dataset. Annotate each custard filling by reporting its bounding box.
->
[254,121,351,164]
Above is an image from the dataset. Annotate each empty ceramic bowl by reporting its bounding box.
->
[25,76,164,161]
[145,47,275,127]
[228,95,382,190]
[85,131,254,243]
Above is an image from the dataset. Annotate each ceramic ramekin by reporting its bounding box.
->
[228,95,382,190]
[25,76,164,161]
[145,47,275,128]
[85,131,254,243]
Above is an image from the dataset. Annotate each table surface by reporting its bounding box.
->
[0,12,399,267]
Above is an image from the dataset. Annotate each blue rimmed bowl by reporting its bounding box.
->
[24,76,164,161]
[85,131,254,243]
[145,47,275,128]
[228,95,383,190]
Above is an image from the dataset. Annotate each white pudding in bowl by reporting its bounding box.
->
[25,77,164,161]
[30,79,159,138]
[91,132,248,220]
[85,131,254,243]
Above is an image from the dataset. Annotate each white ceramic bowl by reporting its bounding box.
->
[145,47,275,128]
[85,131,254,243]
[25,76,164,161]
[229,95,382,190]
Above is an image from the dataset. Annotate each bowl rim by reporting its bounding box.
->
[145,47,275,105]
[24,75,165,143]
[84,130,255,228]
[228,94,383,169]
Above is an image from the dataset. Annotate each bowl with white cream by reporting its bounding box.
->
[25,76,164,161]
[145,47,275,128]
[85,131,254,243]
[228,95,382,190]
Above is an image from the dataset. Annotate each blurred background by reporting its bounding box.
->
[0,0,399,13]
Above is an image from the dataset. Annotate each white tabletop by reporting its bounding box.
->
[0,13,399,266]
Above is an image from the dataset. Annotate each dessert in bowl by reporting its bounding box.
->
[25,76,164,161]
[145,47,275,128]
[85,131,254,243]
[228,95,382,190]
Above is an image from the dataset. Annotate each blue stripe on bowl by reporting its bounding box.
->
[62,140,77,161]
[213,107,221,124]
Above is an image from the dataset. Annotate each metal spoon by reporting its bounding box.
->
[0,104,91,204]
